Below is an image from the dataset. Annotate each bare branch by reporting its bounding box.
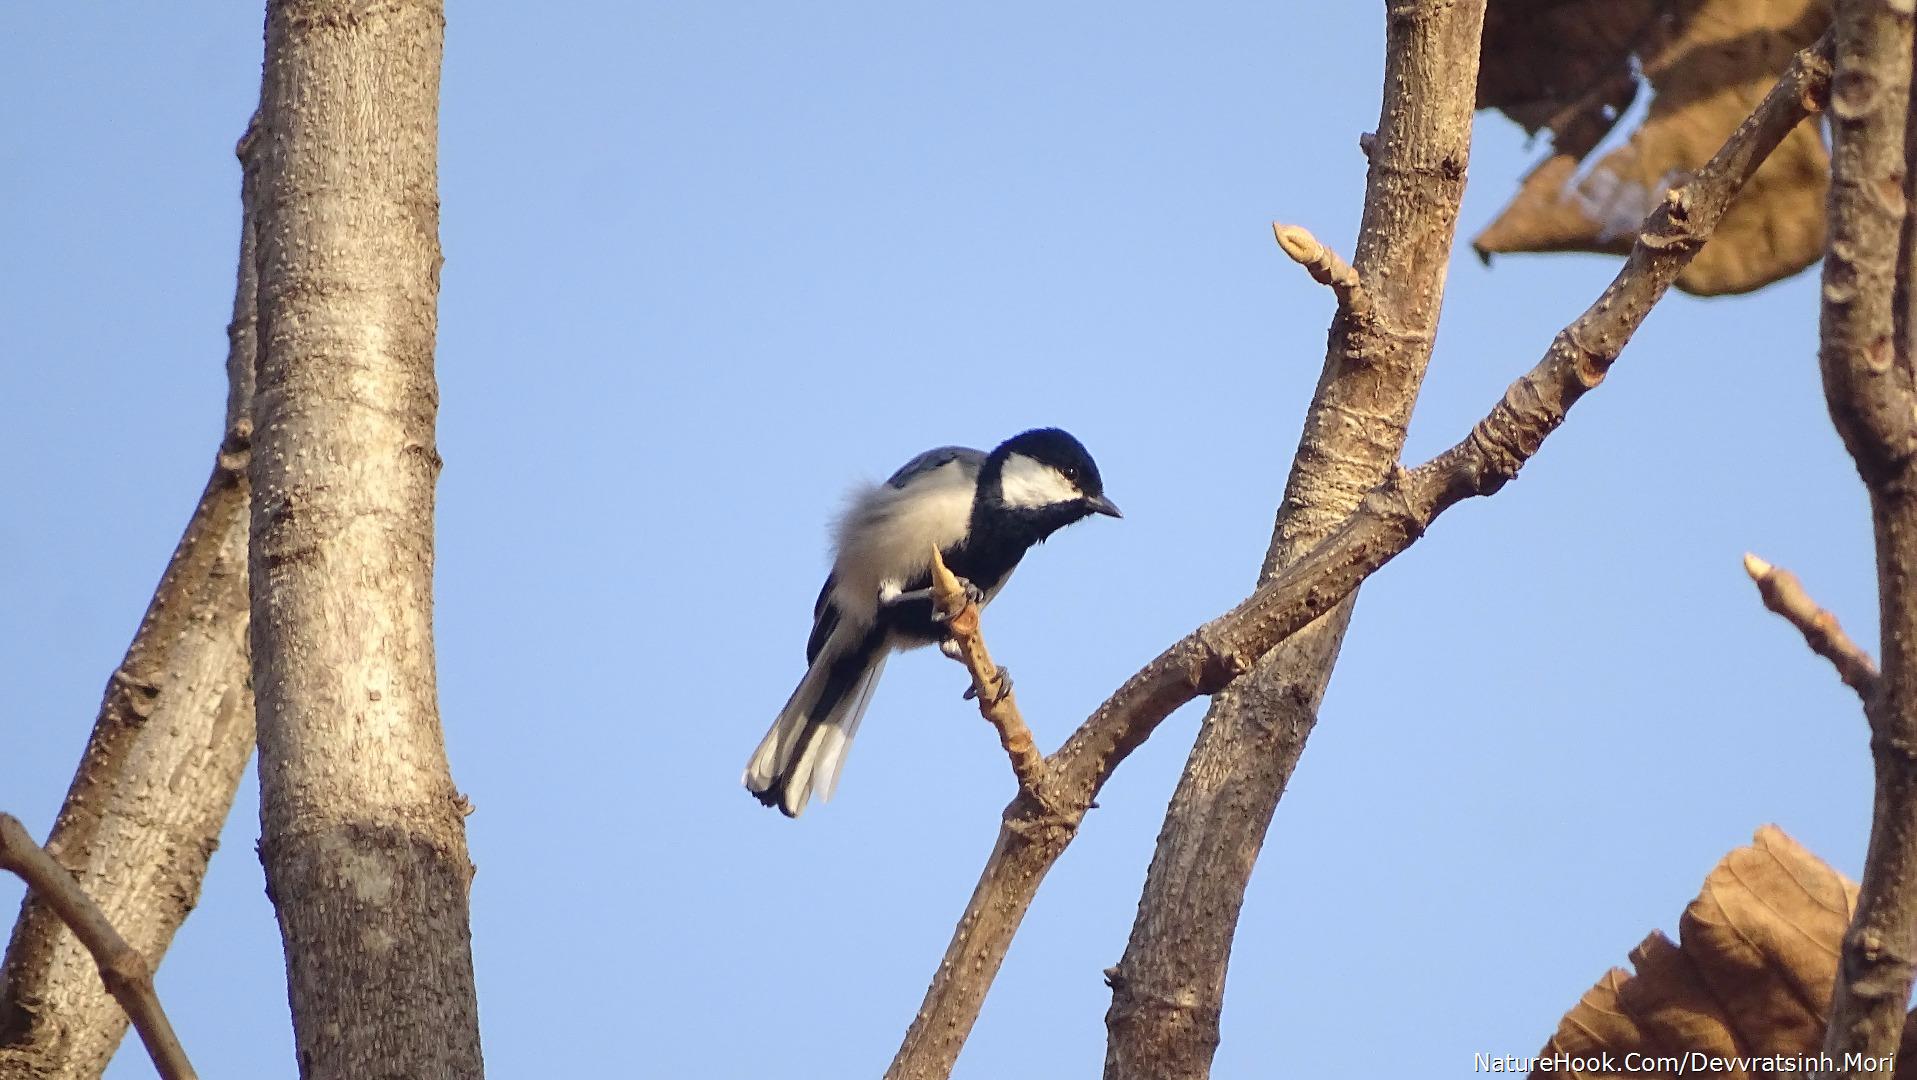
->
[248,3,484,1074]
[886,32,1834,1080]
[1819,6,1917,485]
[1273,224,1370,322]
[1106,3,1488,1069]
[1063,27,1837,852]
[0,815,197,1080]
[1814,1,1917,1075]
[0,116,261,1080]
[1742,553,1878,697]
[928,547,1047,798]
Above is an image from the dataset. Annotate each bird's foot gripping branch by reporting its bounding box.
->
[928,546,1046,801]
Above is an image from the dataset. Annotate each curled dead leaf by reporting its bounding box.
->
[1477,0,1830,296]
[1529,827,1865,1079]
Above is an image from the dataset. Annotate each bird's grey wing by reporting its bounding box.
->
[807,573,840,663]
[826,445,984,630]
[885,445,985,489]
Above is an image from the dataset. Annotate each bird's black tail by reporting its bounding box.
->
[743,630,887,817]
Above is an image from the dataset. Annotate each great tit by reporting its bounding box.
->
[744,427,1120,817]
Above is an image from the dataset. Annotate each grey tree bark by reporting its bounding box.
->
[1812,1,1917,1076]
[0,125,261,1080]
[1104,3,1487,1075]
[247,2,483,1078]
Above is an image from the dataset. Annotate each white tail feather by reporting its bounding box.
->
[812,653,887,803]
[744,634,889,816]
[742,658,832,793]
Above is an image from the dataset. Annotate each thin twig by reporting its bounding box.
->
[1274,223,1371,321]
[0,814,198,1080]
[1742,553,1879,697]
[886,31,1834,1080]
[928,546,1047,799]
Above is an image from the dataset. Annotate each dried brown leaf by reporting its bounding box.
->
[1476,0,1830,296]
[1535,966,1671,1078]
[1678,825,1854,1055]
[1617,932,1745,1070]
[1479,0,1656,143]
[1528,827,1863,1079]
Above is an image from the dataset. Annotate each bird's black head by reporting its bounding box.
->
[983,427,1122,522]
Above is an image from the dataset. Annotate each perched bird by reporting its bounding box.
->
[744,427,1121,817]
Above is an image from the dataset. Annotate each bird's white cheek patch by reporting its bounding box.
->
[1000,454,1081,508]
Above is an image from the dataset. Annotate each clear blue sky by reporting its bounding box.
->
[1,4,1871,1077]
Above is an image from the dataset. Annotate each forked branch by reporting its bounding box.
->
[1047,31,1835,818]
[887,32,1833,1080]
[0,814,198,1080]
[1106,3,1488,1070]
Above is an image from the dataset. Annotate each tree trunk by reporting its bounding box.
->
[0,124,262,1080]
[1103,2,1487,1076]
[247,2,482,1078]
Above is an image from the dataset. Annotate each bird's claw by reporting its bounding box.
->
[931,577,987,625]
[963,665,1014,705]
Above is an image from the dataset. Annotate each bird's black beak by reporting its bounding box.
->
[1087,494,1123,519]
